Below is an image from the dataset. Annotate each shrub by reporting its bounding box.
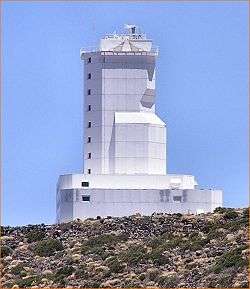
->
[84,233,128,248]
[105,256,124,273]
[120,245,147,265]
[148,246,169,265]
[34,238,63,257]
[55,266,75,277]
[212,246,247,273]
[224,210,238,220]
[10,264,24,275]
[214,207,228,214]
[26,230,46,243]
[16,276,41,287]
[53,266,75,286]
[157,274,179,287]
[75,265,88,279]
[242,208,249,224]
[1,245,13,257]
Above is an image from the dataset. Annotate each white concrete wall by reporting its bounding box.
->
[82,47,164,175]
[58,173,198,190]
[56,188,223,223]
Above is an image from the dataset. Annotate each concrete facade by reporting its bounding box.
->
[56,25,223,223]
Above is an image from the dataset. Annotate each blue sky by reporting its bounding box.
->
[2,1,249,226]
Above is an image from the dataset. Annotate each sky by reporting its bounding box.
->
[2,1,249,226]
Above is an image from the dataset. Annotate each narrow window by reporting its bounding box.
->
[88,153,91,159]
[88,57,91,63]
[88,121,91,128]
[87,169,91,174]
[82,195,90,201]
[87,89,91,95]
[173,196,182,203]
[88,104,91,111]
[88,73,91,79]
[81,181,89,187]
[87,137,91,143]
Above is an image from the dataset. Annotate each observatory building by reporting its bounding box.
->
[56,25,222,223]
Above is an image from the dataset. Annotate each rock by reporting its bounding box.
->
[11,285,19,288]
[41,278,48,283]
[1,236,14,241]
[226,234,235,241]
[71,253,81,261]
[4,256,12,261]
[42,269,53,275]
[100,278,121,287]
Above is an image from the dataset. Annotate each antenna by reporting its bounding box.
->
[124,24,137,35]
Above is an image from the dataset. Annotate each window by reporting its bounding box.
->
[88,104,91,111]
[173,196,182,203]
[88,73,91,79]
[87,89,91,95]
[87,137,91,143]
[88,153,91,159]
[88,57,91,63]
[87,169,91,174]
[81,181,89,187]
[82,195,90,201]
[88,121,91,128]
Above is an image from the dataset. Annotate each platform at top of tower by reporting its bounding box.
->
[80,24,158,56]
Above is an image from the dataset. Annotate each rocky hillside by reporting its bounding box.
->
[0,207,249,288]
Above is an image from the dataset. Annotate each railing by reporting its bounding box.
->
[80,45,159,56]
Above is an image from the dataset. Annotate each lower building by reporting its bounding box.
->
[56,174,222,223]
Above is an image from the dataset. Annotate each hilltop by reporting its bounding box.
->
[0,207,249,288]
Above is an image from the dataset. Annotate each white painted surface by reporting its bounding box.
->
[56,25,223,223]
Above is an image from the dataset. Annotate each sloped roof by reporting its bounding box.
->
[115,112,165,126]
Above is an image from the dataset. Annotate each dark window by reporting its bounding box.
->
[88,153,91,159]
[82,195,90,201]
[87,137,91,143]
[88,104,91,111]
[88,73,91,79]
[173,196,182,202]
[87,169,91,174]
[88,121,91,128]
[81,181,89,187]
[88,57,91,63]
[87,89,91,95]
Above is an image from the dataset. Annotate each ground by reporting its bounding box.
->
[0,207,249,288]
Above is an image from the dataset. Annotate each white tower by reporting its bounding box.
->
[56,25,223,223]
[81,25,166,176]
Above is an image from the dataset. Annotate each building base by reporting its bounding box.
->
[56,177,223,223]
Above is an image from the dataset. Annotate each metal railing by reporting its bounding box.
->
[80,45,159,56]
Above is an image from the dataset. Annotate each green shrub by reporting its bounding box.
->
[75,265,88,279]
[1,245,13,257]
[214,207,228,214]
[148,246,169,265]
[26,230,46,243]
[16,276,41,288]
[157,274,179,287]
[10,264,24,275]
[242,208,249,224]
[84,233,128,248]
[120,245,147,265]
[212,246,247,273]
[105,256,124,273]
[34,238,63,257]
[55,265,75,277]
[224,210,238,220]
[81,233,128,259]
[53,266,75,286]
